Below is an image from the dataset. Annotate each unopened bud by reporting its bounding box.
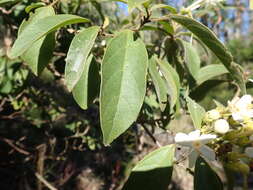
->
[214,119,229,134]
[207,109,221,120]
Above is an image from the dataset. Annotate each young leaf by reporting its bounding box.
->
[171,15,246,94]
[72,55,100,110]
[0,0,20,5]
[25,2,46,13]
[150,4,177,13]
[127,0,150,12]
[65,26,100,91]
[171,15,232,66]
[19,6,55,75]
[194,157,223,190]
[133,144,175,171]
[196,65,228,85]
[9,15,90,59]
[122,145,175,190]
[183,41,201,80]
[148,57,168,111]
[100,30,148,145]
[156,58,180,110]
[186,96,205,129]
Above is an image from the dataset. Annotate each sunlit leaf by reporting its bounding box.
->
[10,15,90,58]
[100,30,148,145]
[149,57,168,111]
[127,0,150,12]
[186,96,205,129]
[65,26,100,91]
[25,2,46,13]
[196,65,228,85]
[150,4,177,13]
[183,41,201,80]
[19,6,55,75]
[123,145,175,190]
[0,0,20,5]
[171,15,246,94]
[156,58,180,110]
[72,55,100,110]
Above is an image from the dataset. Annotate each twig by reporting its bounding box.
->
[141,125,162,147]
[35,172,58,190]
[0,137,30,155]
[0,7,13,14]
[36,144,47,190]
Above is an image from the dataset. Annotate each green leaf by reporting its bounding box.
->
[72,55,100,110]
[156,58,180,110]
[196,65,228,85]
[122,145,175,190]
[25,2,46,13]
[127,0,150,12]
[133,144,175,171]
[65,26,100,91]
[150,4,177,13]
[171,15,232,67]
[149,57,168,111]
[10,14,90,59]
[186,96,205,129]
[159,21,174,34]
[19,6,55,75]
[171,15,246,94]
[23,34,55,75]
[194,157,223,190]
[0,0,20,5]
[183,41,201,79]
[100,30,148,145]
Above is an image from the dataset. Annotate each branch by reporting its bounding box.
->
[35,172,58,190]
[141,125,162,147]
[0,137,30,155]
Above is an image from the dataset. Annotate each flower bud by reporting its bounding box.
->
[214,119,229,134]
[207,109,220,120]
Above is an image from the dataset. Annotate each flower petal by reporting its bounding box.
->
[198,134,217,144]
[188,130,201,139]
[188,150,199,168]
[236,95,252,109]
[199,145,216,161]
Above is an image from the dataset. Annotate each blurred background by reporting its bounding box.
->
[0,0,253,189]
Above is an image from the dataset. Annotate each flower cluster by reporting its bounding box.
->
[175,95,253,174]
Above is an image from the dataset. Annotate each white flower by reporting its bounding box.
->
[228,95,253,122]
[175,130,217,167]
[207,109,221,120]
[245,147,253,158]
[214,119,230,134]
[175,130,216,148]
